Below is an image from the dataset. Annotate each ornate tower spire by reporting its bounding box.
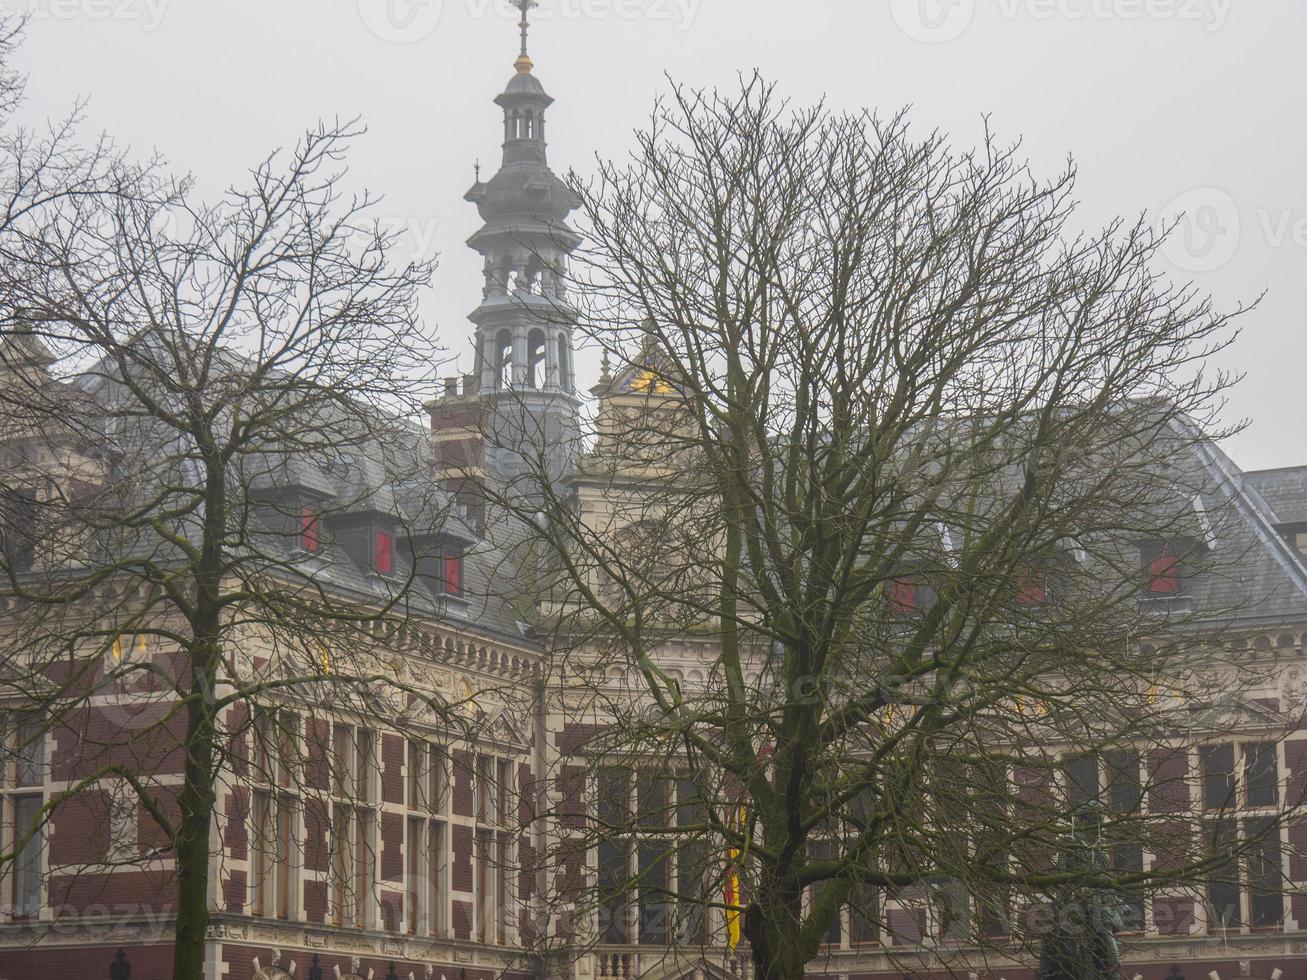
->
[429,1,582,495]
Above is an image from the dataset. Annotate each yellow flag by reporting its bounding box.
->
[724,801,746,951]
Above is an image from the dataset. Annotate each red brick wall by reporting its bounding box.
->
[381,810,404,882]
[49,789,110,865]
[381,733,404,805]
[452,749,474,817]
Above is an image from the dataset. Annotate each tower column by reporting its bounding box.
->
[512,329,529,387]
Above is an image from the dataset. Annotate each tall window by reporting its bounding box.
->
[472,755,513,945]
[329,724,377,929]
[406,740,448,937]
[251,710,298,919]
[0,490,39,574]
[2,713,45,919]
[596,769,706,947]
[675,776,707,944]
[597,767,632,944]
[1200,740,1283,931]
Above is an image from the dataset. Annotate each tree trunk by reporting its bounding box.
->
[173,453,224,980]
[744,896,811,980]
[171,660,217,980]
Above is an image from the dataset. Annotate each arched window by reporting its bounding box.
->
[497,254,514,294]
[527,329,547,389]
[496,330,513,389]
[524,255,543,294]
[557,333,571,392]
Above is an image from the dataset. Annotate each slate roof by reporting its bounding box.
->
[1178,435,1307,627]
[1244,465,1307,527]
[0,333,538,649]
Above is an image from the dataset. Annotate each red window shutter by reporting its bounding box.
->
[444,555,463,596]
[375,531,393,575]
[300,509,319,553]
[1150,553,1179,594]
[889,578,918,614]
[1017,566,1047,606]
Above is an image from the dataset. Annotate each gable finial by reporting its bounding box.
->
[513,0,538,73]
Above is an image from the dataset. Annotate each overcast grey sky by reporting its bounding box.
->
[11,0,1305,469]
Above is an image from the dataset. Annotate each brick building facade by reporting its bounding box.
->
[3,12,1307,980]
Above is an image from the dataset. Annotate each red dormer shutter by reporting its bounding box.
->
[1149,552,1179,594]
[889,578,918,614]
[374,530,393,575]
[1017,566,1047,606]
[300,508,320,553]
[444,554,463,596]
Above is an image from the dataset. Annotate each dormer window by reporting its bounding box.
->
[300,508,320,554]
[374,531,394,576]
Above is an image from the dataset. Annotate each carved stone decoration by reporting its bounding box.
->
[107,791,138,863]
[253,970,293,980]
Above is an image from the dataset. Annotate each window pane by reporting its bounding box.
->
[429,820,445,936]
[407,817,422,934]
[1201,744,1236,811]
[849,881,880,943]
[675,777,707,944]
[15,716,43,787]
[1206,819,1240,929]
[1247,817,1284,928]
[1245,743,1279,808]
[12,796,43,917]
[598,767,630,827]
[638,840,669,944]
[1105,750,1142,813]
[1065,755,1099,809]
[637,774,668,831]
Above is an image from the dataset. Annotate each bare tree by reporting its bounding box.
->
[482,77,1301,980]
[0,75,487,975]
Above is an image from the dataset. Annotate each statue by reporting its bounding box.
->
[1035,809,1128,980]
